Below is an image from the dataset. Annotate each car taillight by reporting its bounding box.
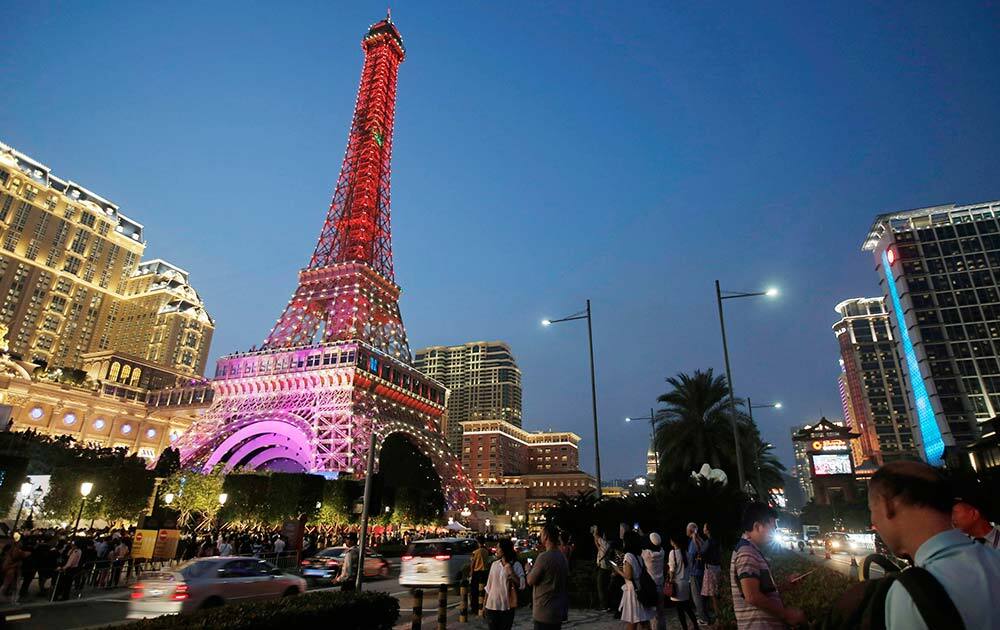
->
[434,555,451,561]
[130,583,144,599]
[401,555,413,561]
[171,584,189,601]
[301,560,311,566]
[325,560,340,567]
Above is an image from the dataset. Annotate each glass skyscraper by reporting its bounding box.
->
[863,200,1000,464]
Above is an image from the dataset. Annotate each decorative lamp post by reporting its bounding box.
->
[73,481,94,533]
[714,282,779,491]
[216,493,228,538]
[12,482,33,531]
[163,493,175,506]
[541,299,603,495]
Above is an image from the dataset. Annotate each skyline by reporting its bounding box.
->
[3,2,1000,479]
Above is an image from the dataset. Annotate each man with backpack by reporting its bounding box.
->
[731,503,806,629]
[868,461,1000,629]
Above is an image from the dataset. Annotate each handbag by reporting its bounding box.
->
[663,580,675,598]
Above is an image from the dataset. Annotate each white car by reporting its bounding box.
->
[127,556,306,618]
[399,538,477,588]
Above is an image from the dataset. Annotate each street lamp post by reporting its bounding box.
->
[542,299,602,495]
[217,493,228,539]
[747,398,782,496]
[625,408,658,475]
[715,281,778,491]
[73,482,94,534]
[24,486,43,530]
[12,482,33,531]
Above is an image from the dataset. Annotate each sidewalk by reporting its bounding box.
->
[397,605,689,629]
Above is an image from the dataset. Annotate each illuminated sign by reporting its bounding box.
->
[811,453,853,476]
[811,439,848,452]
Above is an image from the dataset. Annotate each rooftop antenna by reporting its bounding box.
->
[386,7,392,22]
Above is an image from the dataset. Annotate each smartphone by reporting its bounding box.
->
[633,523,640,531]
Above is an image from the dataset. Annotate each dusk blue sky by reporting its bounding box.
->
[3,2,999,481]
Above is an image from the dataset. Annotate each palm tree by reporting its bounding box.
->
[749,440,787,499]
[652,369,755,488]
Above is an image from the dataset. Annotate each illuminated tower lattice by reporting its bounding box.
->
[176,15,477,508]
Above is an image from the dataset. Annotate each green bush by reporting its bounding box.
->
[114,590,399,630]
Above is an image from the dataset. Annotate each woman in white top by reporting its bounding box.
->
[641,533,666,630]
[667,535,698,630]
[483,539,526,630]
[614,531,652,629]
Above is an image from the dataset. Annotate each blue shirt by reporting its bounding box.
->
[686,538,704,578]
[885,528,1000,629]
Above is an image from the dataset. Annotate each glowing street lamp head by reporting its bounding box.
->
[541,319,552,327]
[774,402,783,409]
[19,482,32,497]
[80,482,94,498]
[218,493,228,506]
[163,493,175,505]
[625,417,632,423]
[765,287,779,298]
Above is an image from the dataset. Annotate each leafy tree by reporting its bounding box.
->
[161,470,225,528]
[153,447,181,477]
[317,478,360,525]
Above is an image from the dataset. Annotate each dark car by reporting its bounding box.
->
[299,547,390,582]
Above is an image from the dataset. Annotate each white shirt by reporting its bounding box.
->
[667,547,687,582]
[273,539,286,553]
[641,548,665,586]
[970,525,1000,549]
[484,558,526,611]
[218,542,232,556]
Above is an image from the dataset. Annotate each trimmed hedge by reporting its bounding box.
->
[115,590,399,630]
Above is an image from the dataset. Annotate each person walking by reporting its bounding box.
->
[527,523,569,630]
[700,523,722,623]
[592,525,612,611]
[54,541,81,601]
[614,531,652,630]
[470,537,491,616]
[336,533,359,591]
[484,538,526,630]
[731,503,805,629]
[869,461,1000,629]
[668,534,698,630]
[218,537,233,556]
[685,522,712,625]
[641,533,666,630]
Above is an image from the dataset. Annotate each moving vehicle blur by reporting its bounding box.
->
[299,546,390,582]
[127,557,305,618]
[399,538,476,588]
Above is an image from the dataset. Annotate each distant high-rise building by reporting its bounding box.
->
[790,423,814,501]
[0,141,214,376]
[414,341,522,454]
[863,201,1000,465]
[833,297,918,465]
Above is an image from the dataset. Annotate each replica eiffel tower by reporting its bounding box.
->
[176,15,477,509]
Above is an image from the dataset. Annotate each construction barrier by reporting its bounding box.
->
[459,579,469,623]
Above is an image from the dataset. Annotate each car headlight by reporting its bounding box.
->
[831,541,840,549]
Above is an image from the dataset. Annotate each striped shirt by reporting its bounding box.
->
[730,536,785,630]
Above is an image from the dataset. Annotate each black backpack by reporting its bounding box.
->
[817,567,965,630]
[636,561,659,608]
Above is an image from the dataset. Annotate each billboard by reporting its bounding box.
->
[811,452,852,476]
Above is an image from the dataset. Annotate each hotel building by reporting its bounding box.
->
[863,201,1000,464]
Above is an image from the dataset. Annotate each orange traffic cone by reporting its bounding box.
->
[849,556,859,581]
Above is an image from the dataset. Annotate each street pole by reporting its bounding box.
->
[72,496,87,534]
[747,398,763,496]
[716,280,746,491]
[355,429,378,590]
[12,497,26,532]
[586,300,603,497]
